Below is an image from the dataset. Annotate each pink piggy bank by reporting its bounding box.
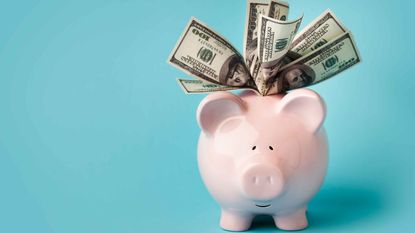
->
[197,89,328,231]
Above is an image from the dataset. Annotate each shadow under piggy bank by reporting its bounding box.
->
[250,185,383,231]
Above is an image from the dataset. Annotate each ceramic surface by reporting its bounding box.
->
[197,89,328,231]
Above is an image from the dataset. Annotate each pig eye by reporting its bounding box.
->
[269,146,274,150]
[252,146,256,150]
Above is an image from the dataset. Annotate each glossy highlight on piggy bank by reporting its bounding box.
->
[197,89,328,231]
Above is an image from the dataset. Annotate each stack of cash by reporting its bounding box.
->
[168,0,361,96]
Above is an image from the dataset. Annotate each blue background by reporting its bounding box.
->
[0,0,414,232]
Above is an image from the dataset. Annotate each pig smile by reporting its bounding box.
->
[255,203,271,208]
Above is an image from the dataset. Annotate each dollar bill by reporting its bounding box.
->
[258,14,303,67]
[244,0,290,69]
[177,79,240,94]
[168,7,361,96]
[266,31,361,95]
[291,9,348,56]
[244,0,270,63]
[248,54,266,95]
[267,0,289,20]
[250,14,302,95]
[168,17,255,88]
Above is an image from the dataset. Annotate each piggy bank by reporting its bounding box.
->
[197,89,328,231]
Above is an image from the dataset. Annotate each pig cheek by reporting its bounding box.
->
[213,117,259,159]
[277,136,301,171]
[199,118,259,203]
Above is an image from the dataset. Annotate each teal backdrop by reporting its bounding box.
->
[0,0,414,232]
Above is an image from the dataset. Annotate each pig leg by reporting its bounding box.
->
[273,208,308,231]
[220,209,253,231]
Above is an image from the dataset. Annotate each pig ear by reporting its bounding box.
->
[197,92,246,136]
[277,89,326,133]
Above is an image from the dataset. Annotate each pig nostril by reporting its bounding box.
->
[267,176,273,184]
[269,146,274,150]
[252,146,256,150]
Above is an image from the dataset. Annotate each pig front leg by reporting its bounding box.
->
[273,208,308,231]
[220,209,253,231]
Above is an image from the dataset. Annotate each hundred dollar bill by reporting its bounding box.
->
[291,9,348,56]
[250,51,301,95]
[177,79,240,94]
[244,0,290,68]
[266,31,361,95]
[267,0,289,20]
[250,14,302,95]
[168,17,255,88]
[249,55,269,95]
[258,14,303,67]
[244,0,270,63]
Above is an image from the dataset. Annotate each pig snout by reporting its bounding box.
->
[240,163,285,200]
